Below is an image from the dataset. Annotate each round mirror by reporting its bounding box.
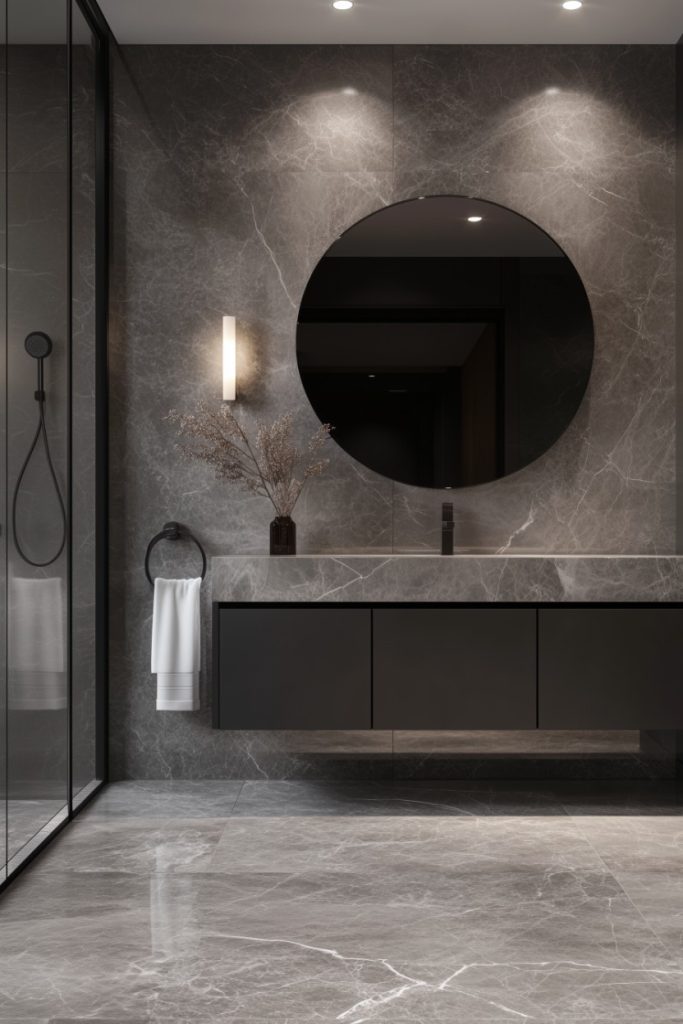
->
[297,196,594,489]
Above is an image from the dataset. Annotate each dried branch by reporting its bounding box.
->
[168,404,331,517]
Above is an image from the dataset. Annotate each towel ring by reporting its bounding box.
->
[145,521,207,587]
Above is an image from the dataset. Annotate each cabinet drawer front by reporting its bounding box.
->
[373,608,536,729]
[216,607,371,729]
[539,608,683,729]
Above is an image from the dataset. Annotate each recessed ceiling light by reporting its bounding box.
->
[333,0,353,9]
[467,215,483,223]
[562,1,582,9]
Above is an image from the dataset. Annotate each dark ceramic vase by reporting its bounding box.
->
[270,516,296,556]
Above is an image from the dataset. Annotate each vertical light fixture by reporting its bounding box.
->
[222,315,237,401]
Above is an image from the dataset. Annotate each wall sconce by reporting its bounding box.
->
[222,315,237,401]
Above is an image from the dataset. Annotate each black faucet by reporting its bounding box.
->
[441,502,454,555]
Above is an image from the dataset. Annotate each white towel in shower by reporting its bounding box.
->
[151,577,201,711]
[8,577,66,711]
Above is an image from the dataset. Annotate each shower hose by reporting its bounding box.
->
[11,332,67,567]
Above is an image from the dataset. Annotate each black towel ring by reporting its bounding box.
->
[145,521,207,587]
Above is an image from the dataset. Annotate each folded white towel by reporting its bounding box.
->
[8,577,66,711]
[151,577,201,711]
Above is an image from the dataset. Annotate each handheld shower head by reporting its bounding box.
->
[24,331,52,360]
[13,329,65,566]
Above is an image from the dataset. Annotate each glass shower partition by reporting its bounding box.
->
[1,0,108,884]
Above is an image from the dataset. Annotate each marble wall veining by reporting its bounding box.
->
[110,44,676,779]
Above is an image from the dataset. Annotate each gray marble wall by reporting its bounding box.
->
[110,45,676,779]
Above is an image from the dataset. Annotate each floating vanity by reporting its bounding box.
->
[212,555,683,733]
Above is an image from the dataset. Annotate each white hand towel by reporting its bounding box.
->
[151,577,201,711]
[8,577,66,711]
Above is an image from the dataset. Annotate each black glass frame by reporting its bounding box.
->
[0,0,110,893]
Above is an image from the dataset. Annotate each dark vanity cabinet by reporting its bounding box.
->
[538,608,683,729]
[214,603,683,731]
[372,608,536,728]
[213,606,371,729]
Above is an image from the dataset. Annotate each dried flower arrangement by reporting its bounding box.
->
[168,404,331,520]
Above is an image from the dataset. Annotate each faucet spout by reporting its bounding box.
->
[441,502,454,555]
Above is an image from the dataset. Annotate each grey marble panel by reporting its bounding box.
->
[78,780,244,820]
[110,44,678,781]
[7,44,67,173]
[391,45,676,556]
[212,554,683,602]
[2,783,683,1020]
[115,44,394,179]
[4,785,683,1021]
[572,816,683,950]
[42,820,225,874]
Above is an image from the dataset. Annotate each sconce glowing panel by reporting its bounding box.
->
[222,315,236,401]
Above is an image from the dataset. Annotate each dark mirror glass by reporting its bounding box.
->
[297,196,594,489]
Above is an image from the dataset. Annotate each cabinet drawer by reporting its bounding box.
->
[539,608,683,728]
[373,608,536,729]
[214,607,371,729]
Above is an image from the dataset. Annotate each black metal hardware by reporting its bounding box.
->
[441,502,454,555]
[11,331,68,567]
[144,521,207,586]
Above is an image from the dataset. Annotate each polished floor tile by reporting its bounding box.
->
[77,780,244,820]
[1,781,683,1022]
[44,820,226,874]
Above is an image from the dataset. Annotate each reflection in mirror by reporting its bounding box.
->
[297,196,594,489]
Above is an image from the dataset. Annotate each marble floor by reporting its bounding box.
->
[3,780,683,1022]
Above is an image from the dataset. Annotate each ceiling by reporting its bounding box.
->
[97,0,683,45]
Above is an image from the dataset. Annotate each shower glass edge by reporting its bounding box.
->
[1,0,108,889]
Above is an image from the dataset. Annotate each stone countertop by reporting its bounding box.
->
[211,555,683,604]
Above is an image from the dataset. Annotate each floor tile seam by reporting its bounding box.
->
[229,780,246,814]
[603,867,683,961]
[565,816,683,959]
[67,817,238,828]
